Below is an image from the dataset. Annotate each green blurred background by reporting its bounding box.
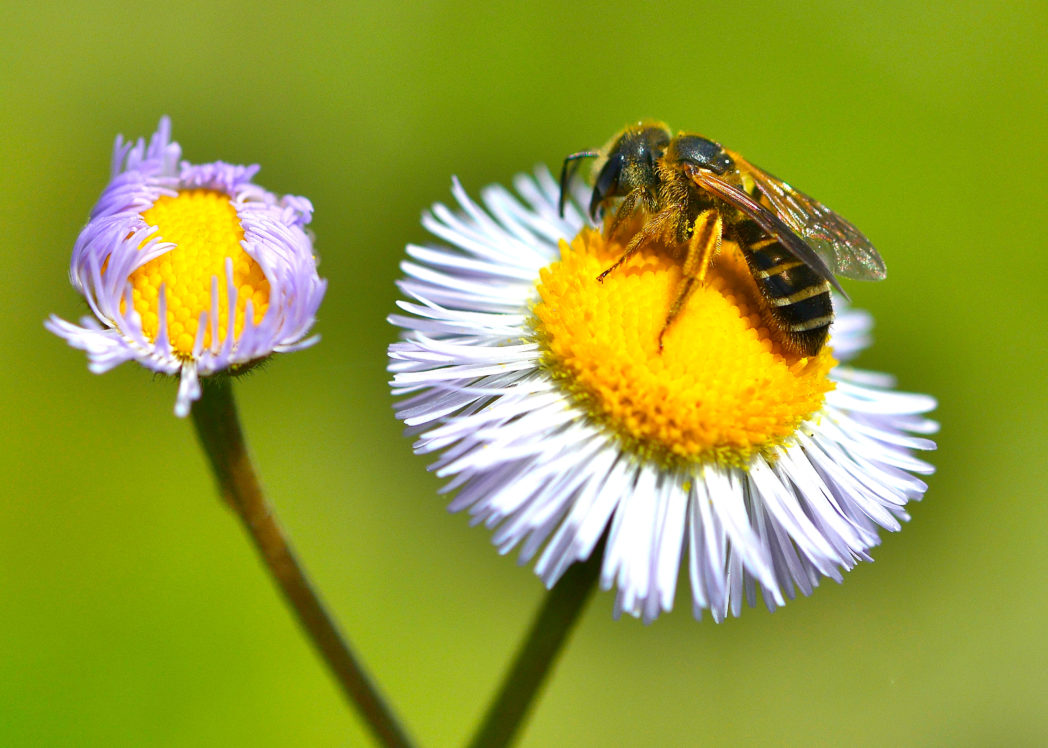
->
[2,1,1046,745]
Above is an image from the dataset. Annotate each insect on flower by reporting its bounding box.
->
[389,157,937,621]
[559,120,886,353]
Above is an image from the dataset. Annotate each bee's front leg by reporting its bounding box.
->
[596,207,670,284]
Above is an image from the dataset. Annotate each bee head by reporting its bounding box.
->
[669,135,735,175]
[588,123,671,220]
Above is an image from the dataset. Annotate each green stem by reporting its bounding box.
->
[190,377,415,748]
[468,542,604,748]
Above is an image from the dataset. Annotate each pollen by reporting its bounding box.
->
[533,228,836,466]
[125,189,270,357]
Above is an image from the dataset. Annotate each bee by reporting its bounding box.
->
[558,121,886,355]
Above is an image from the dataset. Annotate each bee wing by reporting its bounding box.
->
[728,151,886,281]
[684,164,846,295]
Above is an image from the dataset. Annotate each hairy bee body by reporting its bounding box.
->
[559,122,885,355]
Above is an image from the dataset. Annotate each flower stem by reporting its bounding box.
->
[190,377,415,748]
[467,543,604,748]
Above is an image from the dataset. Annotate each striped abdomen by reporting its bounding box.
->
[732,218,833,356]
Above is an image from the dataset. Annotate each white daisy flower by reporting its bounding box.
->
[388,169,936,623]
[47,117,327,417]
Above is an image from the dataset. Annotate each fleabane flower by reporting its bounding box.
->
[388,169,937,623]
[47,117,327,416]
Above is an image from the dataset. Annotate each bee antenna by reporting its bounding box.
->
[558,150,599,217]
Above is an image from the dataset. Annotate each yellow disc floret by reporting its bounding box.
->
[127,189,270,357]
[533,228,836,467]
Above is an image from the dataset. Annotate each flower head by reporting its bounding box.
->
[47,117,327,416]
[389,170,937,622]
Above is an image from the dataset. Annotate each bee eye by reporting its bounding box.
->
[590,153,624,220]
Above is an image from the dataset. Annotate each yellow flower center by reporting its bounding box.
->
[126,189,270,357]
[533,228,836,466]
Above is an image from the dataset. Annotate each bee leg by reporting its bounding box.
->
[596,211,662,283]
[597,231,644,283]
[597,204,678,284]
[605,188,643,240]
[659,209,723,351]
